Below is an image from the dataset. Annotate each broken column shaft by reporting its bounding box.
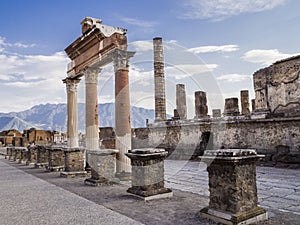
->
[240,90,250,116]
[195,91,208,118]
[153,37,166,121]
[224,98,240,116]
[176,84,187,119]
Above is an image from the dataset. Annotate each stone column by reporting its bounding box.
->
[84,67,101,150]
[251,99,256,111]
[176,84,187,119]
[113,48,134,176]
[65,78,80,148]
[195,91,208,118]
[224,98,240,116]
[240,90,250,116]
[153,37,166,121]
[200,149,267,224]
[212,109,221,118]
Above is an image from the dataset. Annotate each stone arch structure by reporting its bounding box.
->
[63,17,135,174]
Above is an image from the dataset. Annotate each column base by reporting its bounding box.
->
[26,161,36,166]
[84,177,120,186]
[60,171,87,178]
[115,171,131,181]
[199,206,268,225]
[46,166,65,172]
[34,163,48,168]
[127,187,173,201]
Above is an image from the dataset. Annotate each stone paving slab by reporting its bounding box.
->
[0,157,143,225]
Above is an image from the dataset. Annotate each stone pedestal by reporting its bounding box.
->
[46,146,65,172]
[195,91,208,118]
[224,98,240,116]
[60,148,87,178]
[84,149,119,186]
[241,90,250,116]
[199,149,267,225]
[176,84,187,119]
[20,148,29,164]
[125,148,172,201]
[14,147,22,162]
[212,109,221,118]
[35,145,49,168]
[26,145,38,166]
[6,147,13,160]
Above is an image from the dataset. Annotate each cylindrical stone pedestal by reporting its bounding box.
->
[84,149,119,186]
[35,145,49,168]
[46,146,65,172]
[60,148,87,178]
[125,148,173,201]
[200,149,267,225]
[26,145,38,166]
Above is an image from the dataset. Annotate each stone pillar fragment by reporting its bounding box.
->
[195,91,208,118]
[153,37,166,121]
[200,149,267,225]
[26,145,38,166]
[240,90,250,116]
[125,148,173,201]
[64,78,80,148]
[112,48,134,177]
[85,67,101,150]
[224,98,240,116]
[61,148,87,178]
[212,109,221,118]
[35,145,49,168]
[176,84,187,119]
[46,146,65,172]
[251,99,256,111]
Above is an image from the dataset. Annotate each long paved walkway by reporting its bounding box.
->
[0,155,142,225]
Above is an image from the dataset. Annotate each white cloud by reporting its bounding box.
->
[242,49,300,66]
[187,45,239,54]
[166,64,218,79]
[130,40,153,52]
[217,73,250,82]
[120,17,157,27]
[180,0,286,20]
[0,36,35,49]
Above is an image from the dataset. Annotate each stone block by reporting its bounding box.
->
[35,145,49,168]
[46,146,65,172]
[26,145,38,166]
[199,149,268,225]
[84,149,119,186]
[125,148,172,201]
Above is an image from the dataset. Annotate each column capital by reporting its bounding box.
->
[64,79,80,92]
[111,48,135,72]
[84,67,102,84]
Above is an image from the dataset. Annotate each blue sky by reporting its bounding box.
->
[0,0,299,118]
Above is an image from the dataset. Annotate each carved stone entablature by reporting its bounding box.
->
[64,79,80,93]
[111,48,135,72]
[84,67,102,84]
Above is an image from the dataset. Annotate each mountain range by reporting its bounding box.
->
[0,103,158,132]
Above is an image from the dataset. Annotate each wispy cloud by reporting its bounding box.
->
[120,17,157,27]
[180,0,286,20]
[187,44,239,54]
[130,40,153,52]
[0,36,35,48]
[217,73,250,82]
[166,64,218,79]
[242,49,300,66]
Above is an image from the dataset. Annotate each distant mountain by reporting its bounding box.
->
[0,103,157,132]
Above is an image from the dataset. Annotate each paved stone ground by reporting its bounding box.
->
[0,148,299,224]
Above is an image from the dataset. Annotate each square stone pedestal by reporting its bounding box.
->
[199,149,268,225]
[13,147,22,162]
[125,148,173,201]
[20,148,29,164]
[35,145,49,168]
[6,147,13,160]
[60,148,87,178]
[46,146,65,172]
[26,145,38,166]
[84,149,119,186]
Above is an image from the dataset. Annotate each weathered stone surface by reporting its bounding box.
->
[35,145,49,168]
[64,148,85,172]
[125,148,172,199]
[240,90,250,116]
[26,145,38,165]
[212,109,221,118]
[176,84,187,119]
[84,149,119,185]
[46,146,65,172]
[200,149,267,224]
[20,148,29,164]
[195,91,208,118]
[224,98,240,116]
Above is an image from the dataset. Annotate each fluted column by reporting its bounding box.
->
[113,48,135,174]
[65,78,80,148]
[84,67,101,150]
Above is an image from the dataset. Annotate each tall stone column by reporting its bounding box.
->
[84,67,101,150]
[176,84,187,119]
[113,49,134,175]
[153,37,166,121]
[65,78,80,148]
